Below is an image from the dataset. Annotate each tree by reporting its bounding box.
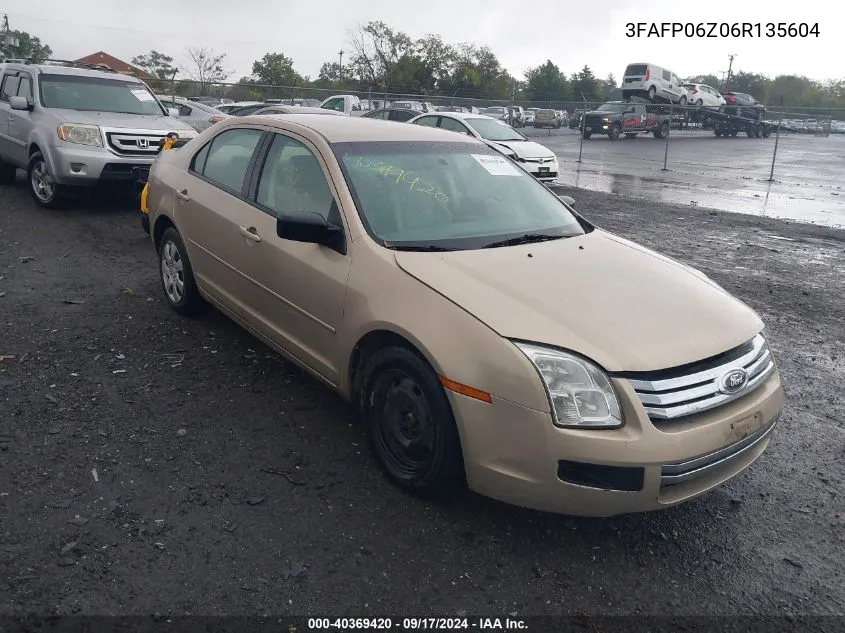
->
[183,47,230,95]
[252,52,302,87]
[571,65,600,102]
[132,50,176,80]
[523,60,569,103]
[0,28,52,60]
[346,21,413,88]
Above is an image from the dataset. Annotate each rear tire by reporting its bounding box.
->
[695,99,703,106]
[27,152,66,209]
[360,346,464,494]
[158,227,204,317]
[647,86,657,101]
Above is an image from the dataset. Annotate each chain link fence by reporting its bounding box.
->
[158,79,845,223]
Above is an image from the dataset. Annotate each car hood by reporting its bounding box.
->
[393,230,762,372]
[585,109,620,117]
[50,109,196,133]
[490,140,555,160]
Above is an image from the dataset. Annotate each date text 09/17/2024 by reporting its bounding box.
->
[303,617,528,631]
[625,22,820,37]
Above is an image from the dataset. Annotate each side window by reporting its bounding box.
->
[17,75,33,103]
[195,128,264,194]
[414,116,438,127]
[369,110,389,120]
[391,110,415,122]
[439,117,471,135]
[255,134,336,223]
[662,70,670,82]
[178,104,193,116]
[323,98,345,112]
[1,74,20,103]
[191,143,211,173]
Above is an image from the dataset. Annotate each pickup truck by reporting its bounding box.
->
[582,102,670,140]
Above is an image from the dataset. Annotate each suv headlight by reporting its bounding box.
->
[515,343,623,429]
[57,124,103,147]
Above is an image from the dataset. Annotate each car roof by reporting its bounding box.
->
[236,114,490,143]
[424,112,499,121]
[4,63,144,82]
[254,106,338,115]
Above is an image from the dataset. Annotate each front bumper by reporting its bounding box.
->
[450,368,783,516]
[48,143,154,185]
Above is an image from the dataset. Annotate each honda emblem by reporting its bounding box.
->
[136,138,150,149]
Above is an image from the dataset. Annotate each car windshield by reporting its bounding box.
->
[333,141,584,250]
[596,103,627,113]
[39,74,165,115]
[464,118,525,141]
[484,107,506,114]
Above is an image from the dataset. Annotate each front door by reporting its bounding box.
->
[228,132,352,384]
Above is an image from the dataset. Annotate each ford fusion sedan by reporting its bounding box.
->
[143,115,783,517]
[408,112,559,181]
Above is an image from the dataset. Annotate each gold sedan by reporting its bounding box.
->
[143,114,783,516]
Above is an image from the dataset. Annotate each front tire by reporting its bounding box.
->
[28,152,65,209]
[608,124,621,141]
[647,86,657,101]
[582,131,592,139]
[158,227,204,316]
[360,346,464,493]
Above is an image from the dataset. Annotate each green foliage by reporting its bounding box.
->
[0,29,52,60]
[252,52,302,87]
[131,50,176,80]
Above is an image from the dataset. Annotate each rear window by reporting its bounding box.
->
[625,64,648,76]
[537,109,555,116]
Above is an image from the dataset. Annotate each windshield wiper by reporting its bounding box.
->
[384,243,454,252]
[482,233,565,248]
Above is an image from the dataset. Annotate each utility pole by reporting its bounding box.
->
[337,50,343,80]
[723,54,737,91]
[2,14,20,59]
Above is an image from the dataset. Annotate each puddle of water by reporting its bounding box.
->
[555,168,845,229]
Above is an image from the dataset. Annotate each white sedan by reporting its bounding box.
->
[681,83,726,110]
[408,112,559,181]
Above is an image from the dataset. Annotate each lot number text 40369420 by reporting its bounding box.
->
[625,22,820,38]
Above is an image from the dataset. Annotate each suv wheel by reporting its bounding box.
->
[647,86,657,101]
[27,152,64,209]
[608,123,621,141]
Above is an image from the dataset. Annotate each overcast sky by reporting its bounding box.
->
[6,0,840,84]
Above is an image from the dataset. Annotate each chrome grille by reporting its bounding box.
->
[627,335,775,420]
[106,132,165,156]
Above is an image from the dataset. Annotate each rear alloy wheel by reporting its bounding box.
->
[361,346,464,493]
[28,152,65,209]
[158,227,204,316]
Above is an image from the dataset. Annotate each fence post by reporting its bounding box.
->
[768,108,785,182]
[577,107,585,163]
[662,104,673,171]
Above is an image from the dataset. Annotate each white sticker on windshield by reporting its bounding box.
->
[471,153,520,176]
[130,89,155,102]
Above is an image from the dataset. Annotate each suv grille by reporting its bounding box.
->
[106,132,165,156]
[626,335,774,421]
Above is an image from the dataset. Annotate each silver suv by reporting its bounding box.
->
[0,60,197,208]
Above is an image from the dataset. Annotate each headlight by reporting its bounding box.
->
[515,343,623,429]
[57,124,103,147]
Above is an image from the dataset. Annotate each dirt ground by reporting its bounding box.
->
[0,178,843,618]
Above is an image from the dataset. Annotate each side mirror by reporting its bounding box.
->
[276,211,345,254]
[168,108,179,117]
[557,194,575,208]
[9,96,30,111]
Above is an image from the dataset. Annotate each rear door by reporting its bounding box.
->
[174,126,267,315]
[6,72,34,166]
[0,71,20,161]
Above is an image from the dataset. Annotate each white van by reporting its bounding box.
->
[620,63,687,105]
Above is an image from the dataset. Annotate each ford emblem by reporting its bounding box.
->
[719,368,748,394]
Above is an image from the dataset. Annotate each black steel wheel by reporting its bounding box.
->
[361,346,464,493]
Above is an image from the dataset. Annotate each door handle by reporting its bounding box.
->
[176,188,190,202]
[238,225,261,242]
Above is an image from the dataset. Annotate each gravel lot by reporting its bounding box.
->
[0,177,843,618]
